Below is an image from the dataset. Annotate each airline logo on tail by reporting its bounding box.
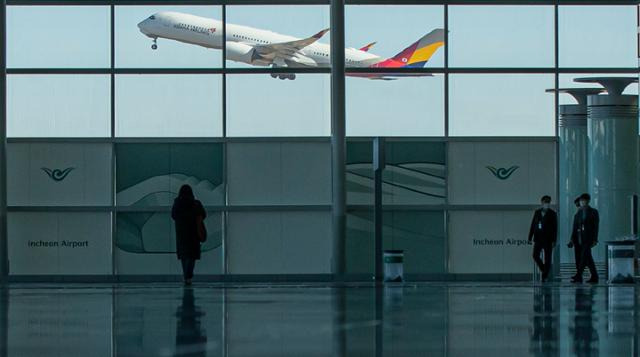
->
[370,29,445,69]
[359,42,377,52]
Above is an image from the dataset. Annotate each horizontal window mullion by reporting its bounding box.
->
[7,68,112,74]
[7,68,636,74]
[7,0,330,5]
[7,0,225,5]
[6,0,637,6]
[345,0,638,4]
[7,206,114,212]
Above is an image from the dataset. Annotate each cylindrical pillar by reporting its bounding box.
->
[550,88,604,270]
[578,77,639,264]
[559,105,589,266]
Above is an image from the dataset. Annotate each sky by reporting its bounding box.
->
[4,5,638,137]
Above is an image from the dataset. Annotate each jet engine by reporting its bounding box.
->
[225,42,270,66]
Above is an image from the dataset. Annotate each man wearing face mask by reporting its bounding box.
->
[570,193,599,283]
[528,195,558,282]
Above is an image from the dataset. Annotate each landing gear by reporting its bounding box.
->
[272,73,296,80]
[151,38,158,50]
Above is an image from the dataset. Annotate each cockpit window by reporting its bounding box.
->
[149,15,155,20]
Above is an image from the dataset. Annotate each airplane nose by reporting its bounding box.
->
[137,19,148,33]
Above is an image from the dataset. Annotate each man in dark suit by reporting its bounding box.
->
[570,193,599,283]
[567,197,581,274]
[528,195,558,282]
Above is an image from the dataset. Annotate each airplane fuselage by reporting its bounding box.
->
[137,11,381,68]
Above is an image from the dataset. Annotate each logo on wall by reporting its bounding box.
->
[41,167,75,182]
[486,166,519,180]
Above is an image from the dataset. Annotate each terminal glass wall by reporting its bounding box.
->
[1,2,637,278]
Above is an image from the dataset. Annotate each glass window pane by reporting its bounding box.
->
[346,210,374,274]
[116,6,222,68]
[225,5,329,69]
[449,5,554,68]
[346,75,444,136]
[384,141,446,205]
[116,212,222,274]
[346,5,444,68]
[347,139,373,205]
[115,143,224,207]
[346,210,446,275]
[384,211,445,274]
[7,75,110,138]
[559,6,637,68]
[115,74,222,137]
[7,6,110,68]
[449,74,555,136]
[226,74,330,137]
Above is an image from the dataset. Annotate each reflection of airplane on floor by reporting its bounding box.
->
[138,11,444,80]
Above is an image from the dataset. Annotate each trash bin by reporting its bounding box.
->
[383,250,404,282]
[606,240,637,284]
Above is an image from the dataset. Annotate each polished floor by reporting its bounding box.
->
[0,282,638,356]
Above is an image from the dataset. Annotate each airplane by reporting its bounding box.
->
[138,11,445,80]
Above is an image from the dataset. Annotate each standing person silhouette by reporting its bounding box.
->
[171,184,207,286]
[528,195,558,282]
[570,193,599,284]
[567,197,581,275]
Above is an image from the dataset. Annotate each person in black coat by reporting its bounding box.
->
[570,193,599,283]
[528,195,558,282]
[567,197,581,273]
[171,184,206,285]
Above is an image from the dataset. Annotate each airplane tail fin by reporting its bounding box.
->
[359,42,377,52]
[371,29,445,69]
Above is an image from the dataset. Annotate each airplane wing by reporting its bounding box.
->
[251,28,329,64]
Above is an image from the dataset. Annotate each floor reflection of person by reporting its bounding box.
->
[530,286,558,356]
[571,287,599,357]
[175,288,207,357]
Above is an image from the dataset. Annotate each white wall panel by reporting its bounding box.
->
[227,211,331,274]
[7,143,112,206]
[449,210,533,274]
[227,142,331,205]
[8,212,112,275]
[448,141,556,205]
